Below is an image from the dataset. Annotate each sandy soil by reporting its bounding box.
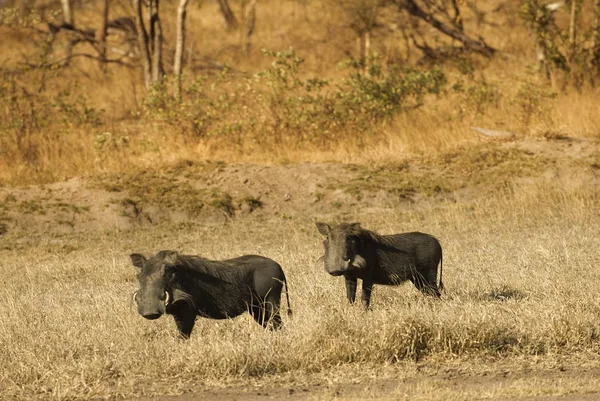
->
[144,364,600,401]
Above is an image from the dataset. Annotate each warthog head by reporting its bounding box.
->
[130,251,179,320]
[316,222,367,276]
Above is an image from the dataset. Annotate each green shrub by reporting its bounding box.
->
[141,48,447,147]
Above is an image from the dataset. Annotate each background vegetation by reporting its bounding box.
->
[1,0,599,185]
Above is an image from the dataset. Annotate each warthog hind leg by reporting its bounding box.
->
[251,298,283,330]
[411,270,441,297]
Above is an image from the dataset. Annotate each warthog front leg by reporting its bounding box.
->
[171,304,196,339]
[361,278,373,310]
[345,276,357,304]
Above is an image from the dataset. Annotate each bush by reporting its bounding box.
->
[141,48,447,148]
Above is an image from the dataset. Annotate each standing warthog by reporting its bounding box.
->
[316,222,443,309]
[131,250,292,338]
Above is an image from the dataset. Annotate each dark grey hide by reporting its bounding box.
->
[316,222,443,309]
[131,250,292,338]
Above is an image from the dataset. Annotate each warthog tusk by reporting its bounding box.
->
[132,291,138,304]
[164,291,170,305]
[352,255,367,270]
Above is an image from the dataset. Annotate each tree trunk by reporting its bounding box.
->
[19,0,35,18]
[568,0,581,88]
[97,0,109,69]
[133,0,152,91]
[593,0,600,77]
[149,0,164,84]
[60,0,74,27]
[216,0,238,31]
[174,0,190,102]
[569,0,576,44]
[357,30,371,73]
[242,0,257,55]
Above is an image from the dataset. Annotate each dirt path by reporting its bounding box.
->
[148,366,600,401]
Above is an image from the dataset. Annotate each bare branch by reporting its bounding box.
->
[149,0,164,84]
[133,0,152,90]
[216,0,238,30]
[471,127,516,138]
[17,53,134,69]
[97,0,109,69]
[393,0,496,57]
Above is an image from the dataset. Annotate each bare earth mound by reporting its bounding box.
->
[1,136,598,239]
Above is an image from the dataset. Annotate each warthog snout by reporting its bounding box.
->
[137,301,166,320]
[133,289,170,320]
[142,311,162,320]
[326,258,351,276]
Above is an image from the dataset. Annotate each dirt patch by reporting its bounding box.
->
[143,365,600,401]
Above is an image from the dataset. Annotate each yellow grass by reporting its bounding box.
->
[1,178,600,400]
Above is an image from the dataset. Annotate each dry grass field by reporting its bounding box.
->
[2,0,600,399]
[2,136,600,400]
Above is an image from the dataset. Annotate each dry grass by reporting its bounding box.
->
[1,177,600,400]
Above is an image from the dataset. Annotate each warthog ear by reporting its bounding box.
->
[163,251,179,266]
[316,222,330,236]
[130,253,147,269]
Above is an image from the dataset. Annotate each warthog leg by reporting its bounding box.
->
[251,297,283,330]
[345,276,357,304]
[411,270,441,297]
[171,303,196,339]
[361,278,373,310]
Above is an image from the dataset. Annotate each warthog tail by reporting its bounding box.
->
[284,278,293,317]
[439,251,444,292]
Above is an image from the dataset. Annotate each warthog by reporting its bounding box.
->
[131,250,292,338]
[316,222,443,309]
